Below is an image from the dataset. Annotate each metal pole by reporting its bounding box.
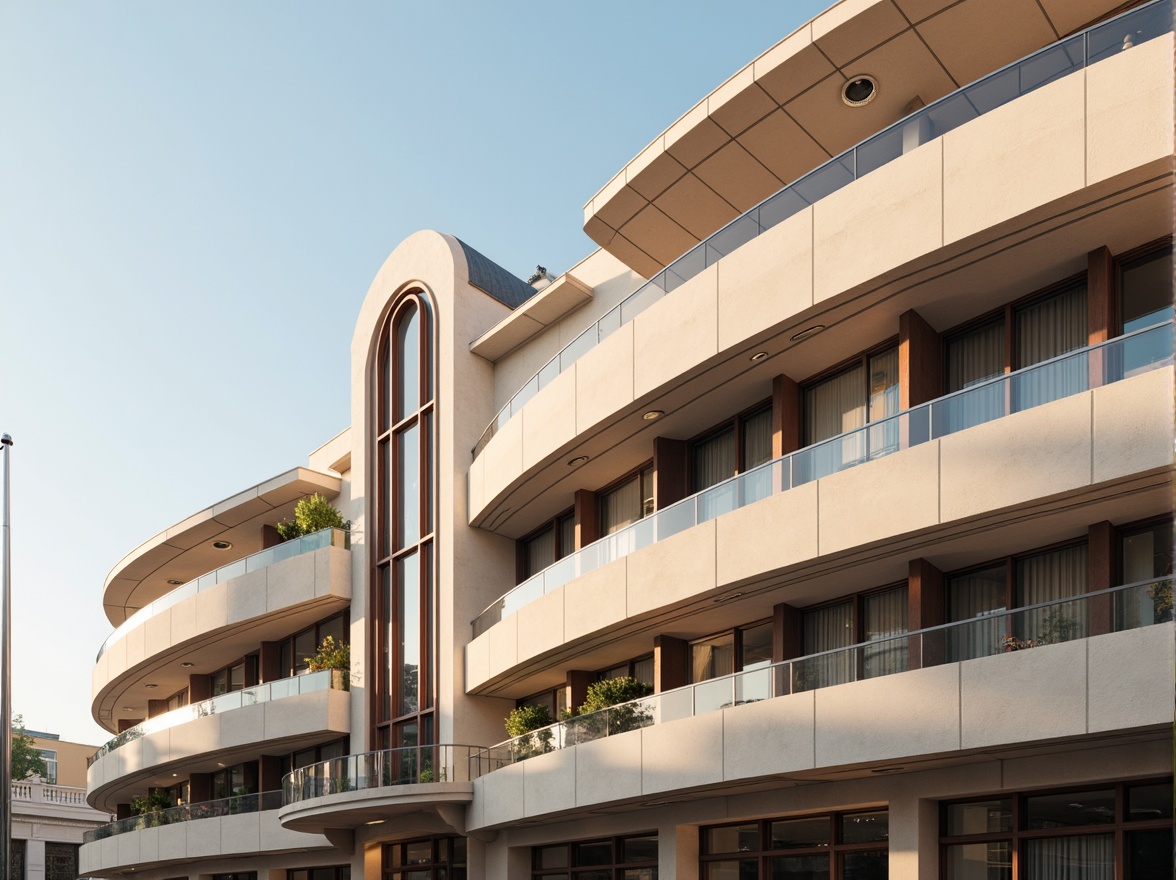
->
[1,433,12,880]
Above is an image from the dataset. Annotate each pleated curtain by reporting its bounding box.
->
[862,586,908,678]
[946,566,1006,661]
[1014,284,1088,409]
[802,602,854,687]
[1016,544,1088,642]
[945,320,1006,433]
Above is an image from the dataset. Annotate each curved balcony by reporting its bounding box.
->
[468,581,1174,830]
[92,530,351,732]
[88,672,350,813]
[472,324,1173,638]
[98,528,348,662]
[278,745,485,834]
[472,1,1171,460]
[79,792,334,876]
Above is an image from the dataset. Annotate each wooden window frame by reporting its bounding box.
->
[799,338,899,445]
[686,398,773,493]
[531,833,658,878]
[516,507,575,584]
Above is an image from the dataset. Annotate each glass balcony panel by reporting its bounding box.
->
[500,575,543,619]
[734,667,771,704]
[932,379,1006,438]
[1088,1,1171,63]
[855,124,905,177]
[758,187,810,230]
[559,326,597,370]
[693,677,735,715]
[792,155,855,205]
[654,497,697,541]
[596,305,622,341]
[697,480,738,524]
[658,687,694,723]
[543,555,577,594]
[664,244,707,292]
[620,281,664,324]
[1010,350,1088,412]
[706,213,760,260]
[510,375,539,416]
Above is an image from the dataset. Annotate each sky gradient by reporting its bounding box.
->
[0,0,827,745]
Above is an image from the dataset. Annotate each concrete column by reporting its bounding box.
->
[24,838,44,880]
[669,818,700,880]
[888,791,938,880]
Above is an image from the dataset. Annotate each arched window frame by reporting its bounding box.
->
[372,291,435,752]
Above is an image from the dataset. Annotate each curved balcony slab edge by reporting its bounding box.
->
[89,687,351,813]
[466,367,1174,695]
[278,782,474,835]
[468,624,1174,831]
[93,545,351,730]
[469,34,1174,531]
[79,809,334,876]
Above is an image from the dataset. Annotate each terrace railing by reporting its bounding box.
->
[472,0,1171,459]
[473,323,1173,636]
[97,527,349,661]
[473,578,1174,774]
[82,791,282,843]
[88,669,348,767]
[282,744,490,805]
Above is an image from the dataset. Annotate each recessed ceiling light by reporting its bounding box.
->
[750,351,769,362]
[567,455,589,466]
[714,592,745,604]
[364,819,386,826]
[166,579,183,586]
[642,410,664,421]
[172,773,178,778]
[211,540,232,550]
[842,75,878,106]
[144,684,158,689]
[121,707,133,712]
[872,766,905,774]
[180,662,194,668]
[790,325,826,342]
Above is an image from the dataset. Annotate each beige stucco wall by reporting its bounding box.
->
[468,33,1174,527]
[88,688,350,812]
[469,622,1173,831]
[467,366,1173,692]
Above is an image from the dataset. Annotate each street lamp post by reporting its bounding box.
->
[1,433,12,880]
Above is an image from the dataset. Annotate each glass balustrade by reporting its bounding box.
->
[471,0,1171,460]
[97,527,349,662]
[282,744,490,805]
[473,577,1173,774]
[87,669,347,767]
[82,791,283,842]
[473,323,1173,636]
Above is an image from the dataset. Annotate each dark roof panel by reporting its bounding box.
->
[456,239,537,309]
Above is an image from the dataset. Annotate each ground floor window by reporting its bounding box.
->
[384,836,466,880]
[45,843,78,880]
[212,874,256,880]
[701,811,888,879]
[941,778,1173,879]
[289,868,350,880]
[533,833,657,878]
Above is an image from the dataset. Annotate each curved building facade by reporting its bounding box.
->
[83,1,1173,878]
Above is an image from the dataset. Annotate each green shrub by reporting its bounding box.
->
[576,677,652,714]
[276,493,350,541]
[131,789,173,815]
[505,704,554,759]
[566,677,654,742]
[305,635,350,672]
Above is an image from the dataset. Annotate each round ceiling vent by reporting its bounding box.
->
[842,75,878,107]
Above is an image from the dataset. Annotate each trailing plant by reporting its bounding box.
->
[131,789,173,815]
[306,636,350,672]
[505,704,554,759]
[276,493,350,542]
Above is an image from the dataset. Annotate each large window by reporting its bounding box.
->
[946,544,1087,662]
[691,622,773,704]
[279,613,347,678]
[289,867,350,880]
[599,466,654,536]
[533,834,657,879]
[691,404,773,518]
[941,779,1173,879]
[375,294,435,751]
[36,748,57,784]
[520,511,575,581]
[1118,519,1174,629]
[702,810,888,879]
[800,585,908,689]
[384,837,466,880]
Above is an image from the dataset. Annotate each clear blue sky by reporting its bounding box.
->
[0,1,826,745]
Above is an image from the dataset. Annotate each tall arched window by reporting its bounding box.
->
[374,294,434,751]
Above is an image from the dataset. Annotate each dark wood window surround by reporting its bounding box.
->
[939,778,1173,880]
[516,508,575,583]
[685,400,773,489]
[532,834,657,879]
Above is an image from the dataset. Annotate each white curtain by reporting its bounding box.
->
[867,348,900,457]
[1023,834,1113,880]
[862,586,908,678]
[944,320,1006,435]
[802,602,854,688]
[601,475,642,535]
[1016,545,1088,643]
[692,635,734,683]
[947,566,1006,661]
[523,526,555,579]
[804,365,866,479]
[1014,284,1088,410]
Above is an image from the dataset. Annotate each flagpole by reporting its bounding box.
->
[1,433,13,880]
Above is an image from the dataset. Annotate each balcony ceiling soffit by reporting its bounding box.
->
[102,467,342,626]
[583,0,1120,276]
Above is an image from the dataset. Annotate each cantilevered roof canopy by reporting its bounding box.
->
[102,467,341,625]
[584,0,1125,277]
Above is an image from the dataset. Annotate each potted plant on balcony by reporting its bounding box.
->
[1146,580,1173,623]
[565,677,653,744]
[504,704,554,760]
[131,789,173,828]
[275,493,350,541]
[305,636,351,691]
